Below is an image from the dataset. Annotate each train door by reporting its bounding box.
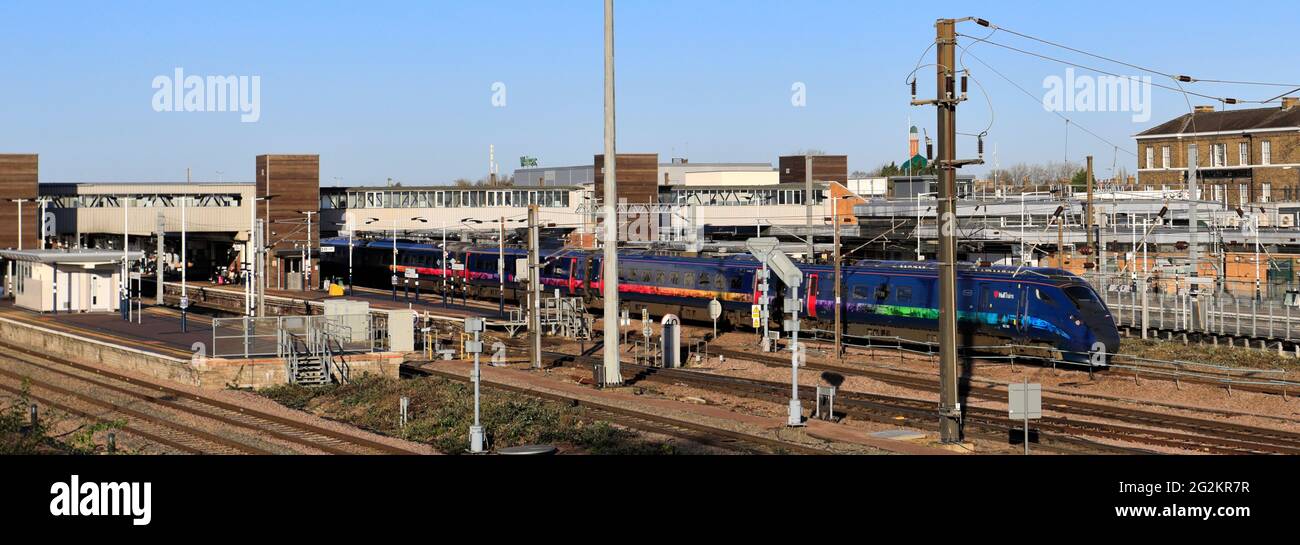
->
[568,257,578,295]
[581,256,593,301]
[805,273,819,318]
[1015,283,1030,342]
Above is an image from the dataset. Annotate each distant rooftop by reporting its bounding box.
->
[0,249,144,263]
[1136,104,1300,137]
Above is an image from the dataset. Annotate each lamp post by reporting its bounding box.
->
[335,217,355,296]
[38,197,48,250]
[298,210,317,291]
[916,191,936,261]
[122,193,130,321]
[247,195,276,317]
[7,198,29,301]
[180,194,188,332]
[368,216,426,302]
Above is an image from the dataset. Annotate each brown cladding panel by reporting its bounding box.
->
[779,155,848,184]
[594,153,659,204]
[256,154,320,253]
[0,154,39,250]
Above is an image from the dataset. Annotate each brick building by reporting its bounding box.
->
[1136,98,1300,206]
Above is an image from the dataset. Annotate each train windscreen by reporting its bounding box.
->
[1063,285,1108,314]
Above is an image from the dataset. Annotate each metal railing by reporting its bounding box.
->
[1097,278,1300,342]
[212,314,383,358]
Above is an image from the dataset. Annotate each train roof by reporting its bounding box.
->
[320,236,1084,283]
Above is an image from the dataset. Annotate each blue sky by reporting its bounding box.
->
[1,1,1296,185]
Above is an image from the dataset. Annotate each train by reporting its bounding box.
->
[319,237,1120,364]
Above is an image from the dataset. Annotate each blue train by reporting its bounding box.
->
[319,237,1119,363]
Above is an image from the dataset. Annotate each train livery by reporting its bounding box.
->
[319,237,1120,363]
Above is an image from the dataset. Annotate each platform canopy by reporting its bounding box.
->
[0,249,144,264]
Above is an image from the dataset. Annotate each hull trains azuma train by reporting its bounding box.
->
[320,237,1121,364]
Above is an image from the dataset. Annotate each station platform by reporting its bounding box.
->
[168,281,509,321]
[0,300,201,359]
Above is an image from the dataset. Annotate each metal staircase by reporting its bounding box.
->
[280,321,353,386]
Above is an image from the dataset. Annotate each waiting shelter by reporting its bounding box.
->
[0,249,143,313]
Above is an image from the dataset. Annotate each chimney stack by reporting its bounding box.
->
[1193,105,1215,114]
[1283,97,1300,110]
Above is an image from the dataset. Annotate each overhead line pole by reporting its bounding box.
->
[913,18,980,443]
[528,205,542,369]
[833,195,842,360]
[935,19,961,443]
[805,156,814,262]
[600,0,623,387]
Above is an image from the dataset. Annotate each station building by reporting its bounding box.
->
[0,249,142,313]
[1136,98,1300,205]
[1,151,868,294]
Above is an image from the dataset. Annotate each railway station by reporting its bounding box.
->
[4,5,1300,535]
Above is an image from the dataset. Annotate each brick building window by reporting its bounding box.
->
[1145,147,1154,169]
[1162,146,1170,168]
[1188,144,1198,169]
[1262,183,1272,203]
[1213,185,1224,203]
[1212,144,1226,167]
[1239,143,1249,166]
[1262,141,1272,165]
[1238,183,1249,205]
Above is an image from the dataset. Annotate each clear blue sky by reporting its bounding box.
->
[1,1,1296,185]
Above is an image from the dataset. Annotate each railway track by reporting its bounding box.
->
[539,349,1144,455]
[400,363,833,454]
[705,346,1300,454]
[0,340,423,455]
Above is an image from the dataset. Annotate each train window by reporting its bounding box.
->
[554,264,568,276]
[852,285,870,299]
[896,286,913,303]
[684,273,694,286]
[656,272,665,284]
[727,275,740,290]
[640,271,650,283]
[669,272,680,285]
[1035,288,1058,307]
[698,274,711,287]
[875,285,889,300]
[1064,286,1105,312]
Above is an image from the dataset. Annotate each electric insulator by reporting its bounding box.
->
[910,79,917,98]
[961,74,968,95]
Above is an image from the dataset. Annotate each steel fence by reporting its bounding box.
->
[1093,272,1300,341]
[212,314,382,358]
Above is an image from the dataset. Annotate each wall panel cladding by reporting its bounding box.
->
[256,154,320,266]
[779,155,848,185]
[594,153,659,204]
[0,154,39,250]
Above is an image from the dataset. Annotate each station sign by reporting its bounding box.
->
[405,268,418,279]
[320,246,335,254]
[751,304,762,328]
[179,297,190,310]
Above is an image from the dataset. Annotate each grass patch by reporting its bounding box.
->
[1119,339,1300,373]
[260,375,699,455]
[0,380,125,455]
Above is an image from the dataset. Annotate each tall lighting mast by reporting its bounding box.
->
[600,0,623,387]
